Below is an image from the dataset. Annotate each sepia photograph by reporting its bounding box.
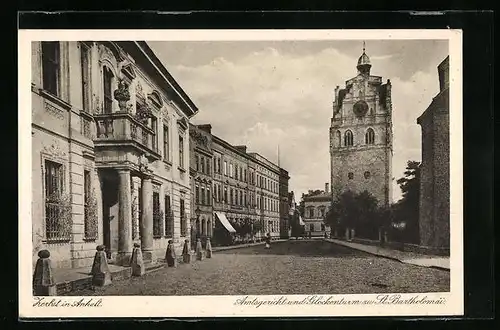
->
[19,29,463,318]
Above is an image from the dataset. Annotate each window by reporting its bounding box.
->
[207,187,211,205]
[151,117,158,151]
[165,195,173,237]
[348,172,354,180]
[179,135,184,168]
[41,42,60,96]
[200,156,205,173]
[344,130,354,147]
[320,208,325,218]
[365,128,375,145]
[240,190,243,206]
[244,169,247,182]
[80,43,91,112]
[44,160,69,241]
[224,186,228,203]
[213,158,217,173]
[201,187,206,205]
[218,158,221,173]
[195,185,200,204]
[224,161,228,176]
[83,170,97,240]
[153,191,161,238]
[321,224,326,231]
[235,165,238,180]
[206,159,211,175]
[230,188,234,205]
[230,163,233,178]
[364,171,371,179]
[310,224,315,232]
[309,208,314,218]
[103,66,114,113]
[163,124,170,161]
[196,155,199,171]
[180,198,186,236]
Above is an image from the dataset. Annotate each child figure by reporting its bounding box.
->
[265,233,271,249]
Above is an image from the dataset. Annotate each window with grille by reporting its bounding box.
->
[42,42,60,96]
[165,195,173,237]
[83,170,97,240]
[103,66,114,113]
[44,160,70,241]
[153,191,162,238]
[80,43,91,112]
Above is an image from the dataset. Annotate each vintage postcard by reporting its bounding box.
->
[19,29,463,318]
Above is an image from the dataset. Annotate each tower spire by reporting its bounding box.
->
[363,40,366,53]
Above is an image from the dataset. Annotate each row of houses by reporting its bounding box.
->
[189,124,290,247]
[30,40,290,270]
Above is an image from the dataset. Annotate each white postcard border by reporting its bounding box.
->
[18,29,463,318]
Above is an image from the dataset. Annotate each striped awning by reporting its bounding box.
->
[215,212,237,233]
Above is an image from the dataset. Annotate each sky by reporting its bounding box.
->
[148,39,449,202]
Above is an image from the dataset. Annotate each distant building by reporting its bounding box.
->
[303,183,331,237]
[330,44,393,207]
[279,168,291,238]
[417,56,450,251]
[189,124,214,247]
[189,125,289,244]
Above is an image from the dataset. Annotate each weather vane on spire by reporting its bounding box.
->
[363,41,366,53]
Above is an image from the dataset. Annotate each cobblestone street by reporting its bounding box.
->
[69,240,450,296]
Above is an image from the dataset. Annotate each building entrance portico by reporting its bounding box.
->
[99,162,155,266]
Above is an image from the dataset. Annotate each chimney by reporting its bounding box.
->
[325,183,329,193]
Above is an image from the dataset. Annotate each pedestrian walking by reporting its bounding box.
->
[265,233,271,249]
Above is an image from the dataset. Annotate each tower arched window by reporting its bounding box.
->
[365,128,375,145]
[344,130,354,147]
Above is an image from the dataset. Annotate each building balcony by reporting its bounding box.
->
[93,112,161,160]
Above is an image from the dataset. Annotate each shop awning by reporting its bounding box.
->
[215,212,237,233]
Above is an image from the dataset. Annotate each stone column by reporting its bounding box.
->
[117,169,133,266]
[141,176,154,262]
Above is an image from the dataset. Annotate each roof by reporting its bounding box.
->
[357,52,371,66]
[303,191,331,201]
[118,41,199,118]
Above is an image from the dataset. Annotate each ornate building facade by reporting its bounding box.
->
[189,125,287,243]
[330,45,393,206]
[417,56,450,251]
[189,124,214,247]
[31,41,197,269]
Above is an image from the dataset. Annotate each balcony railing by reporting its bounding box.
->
[94,112,160,157]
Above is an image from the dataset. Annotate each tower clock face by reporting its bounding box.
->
[353,100,369,117]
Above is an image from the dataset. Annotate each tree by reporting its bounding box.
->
[394,160,421,243]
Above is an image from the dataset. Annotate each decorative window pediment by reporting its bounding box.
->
[148,90,163,108]
[121,63,136,81]
[177,117,188,132]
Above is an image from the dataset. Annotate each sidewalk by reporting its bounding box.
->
[323,238,450,271]
[212,239,288,252]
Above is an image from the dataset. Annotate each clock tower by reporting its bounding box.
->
[329,43,393,206]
